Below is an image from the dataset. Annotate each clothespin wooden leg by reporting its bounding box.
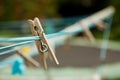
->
[28,17,59,69]
[80,21,96,43]
[48,41,56,61]
[16,50,40,67]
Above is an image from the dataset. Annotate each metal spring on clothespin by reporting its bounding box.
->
[28,17,59,69]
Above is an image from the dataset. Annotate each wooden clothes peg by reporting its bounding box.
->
[28,17,59,69]
[16,50,40,68]
[79,20,96,43]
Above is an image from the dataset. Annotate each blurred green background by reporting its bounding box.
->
[0,0,120,40]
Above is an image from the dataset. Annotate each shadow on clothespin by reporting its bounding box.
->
[16,50,40,68]
[79,20,96,44]
[28,17,59,70]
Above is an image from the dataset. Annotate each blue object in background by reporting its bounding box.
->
[11,57,26,75]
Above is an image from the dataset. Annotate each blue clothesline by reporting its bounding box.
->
[0,31,80,42]
[0,28,86,50]
[0,41,32,50]
[0,33,69,50]
[0,48,17,56]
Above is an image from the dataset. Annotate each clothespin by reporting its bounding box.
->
[28,17,59,69]
[80,20,96,43]
[16,50,40,67]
